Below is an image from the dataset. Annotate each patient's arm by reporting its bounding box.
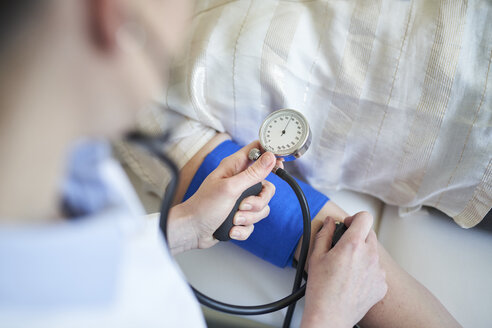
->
[174,132,460,328]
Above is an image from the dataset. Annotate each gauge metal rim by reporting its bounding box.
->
[258,108,311,160]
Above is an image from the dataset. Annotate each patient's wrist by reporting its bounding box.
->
[294,215,325,270]
[294,201,349,269]
[167,203,198,255]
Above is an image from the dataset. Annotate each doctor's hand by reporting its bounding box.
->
[301,213,388,328]
[169,141,277,252]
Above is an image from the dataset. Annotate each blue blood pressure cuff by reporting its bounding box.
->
[183,140,329,268]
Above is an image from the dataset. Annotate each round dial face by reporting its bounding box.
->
[259,109,310,157]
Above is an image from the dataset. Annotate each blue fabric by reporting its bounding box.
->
[183,140,329,268]
[62,140,121,218]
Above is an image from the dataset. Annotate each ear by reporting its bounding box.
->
[88,0,122,52]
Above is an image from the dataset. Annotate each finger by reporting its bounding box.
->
[227,151,276,192]
[214,140,263,178]
[229,225,255,241]
[344,211,373,241]
[366,229,378,246]
[275,158,284,169]
[239,180,275,211]
[343,215,354,227]
[234,206,270,225]
[365,230,379,259]
[311,217,336,258]
[365,230,379,263]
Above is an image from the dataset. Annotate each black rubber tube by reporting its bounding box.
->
[190,167,311,317]
[276,168,311,328]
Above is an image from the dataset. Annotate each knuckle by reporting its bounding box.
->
[314,230,327,243]
[245,166,260,181]
[244,217,254,226]
[251,195,263,207]
[248,215,258,225]
[263,205,270,217]
[368,231,378,245]
[219,156,232,168]
[259,196,270,209]
[346,237,361,251]
[245,197,260,211]
[356,211,374,223]
[220,179,236,194]
[368,238,378,250]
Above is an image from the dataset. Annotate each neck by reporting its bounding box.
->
[0,108,73,224]
[0,58,78,224]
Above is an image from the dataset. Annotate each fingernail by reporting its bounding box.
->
[261,153,273,167]
[235,216,245,225]
[240,203,252,211]
[230,230,241,239]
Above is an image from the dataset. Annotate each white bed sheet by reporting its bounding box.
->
[378,206,492,328]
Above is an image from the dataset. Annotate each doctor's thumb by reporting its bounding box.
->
[231,152,276,191]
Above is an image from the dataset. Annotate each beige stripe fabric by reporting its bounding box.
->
[391,0,468,203]
[260,2,301,114]
[451,48,492,227]
[186,1,228,125]
[455,159,492,227]
[232,1,254,135]
[336,0,416,192]
[361,1,415,190]
[435,49,492,207]
[316,0,383,185]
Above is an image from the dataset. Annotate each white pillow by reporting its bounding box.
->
[160,0,492,227]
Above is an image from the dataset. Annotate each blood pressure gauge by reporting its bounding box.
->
[258,109,311,161]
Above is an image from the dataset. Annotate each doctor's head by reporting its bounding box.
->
[0,0,192,138]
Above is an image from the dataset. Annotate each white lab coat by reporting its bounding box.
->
[0,152,206,328]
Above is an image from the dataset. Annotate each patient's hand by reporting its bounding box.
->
[301,212,388,328]
[169,141,276,252]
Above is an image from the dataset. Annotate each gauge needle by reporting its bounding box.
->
[281,116,292,136]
